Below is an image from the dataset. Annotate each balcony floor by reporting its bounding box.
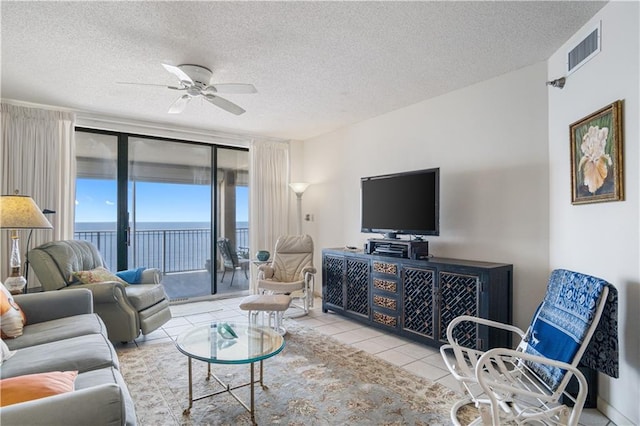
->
[161,269,250,302]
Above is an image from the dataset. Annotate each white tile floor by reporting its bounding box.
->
[124,296,616,426]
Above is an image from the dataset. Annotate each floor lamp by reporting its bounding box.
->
[0,191,53,294]
[289,183,310,235]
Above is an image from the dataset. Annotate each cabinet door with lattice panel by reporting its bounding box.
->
[402,266,436,340]
[438,271,480,348]
[323,255,345,309]
[345,258,370,317]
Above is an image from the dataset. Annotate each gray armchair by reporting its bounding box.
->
[27,239,172,342]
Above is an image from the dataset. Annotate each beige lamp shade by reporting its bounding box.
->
[0,194,53,229]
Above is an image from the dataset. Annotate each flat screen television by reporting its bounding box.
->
[361,167,439,238]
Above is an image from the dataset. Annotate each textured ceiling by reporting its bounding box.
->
[1,1,606,141]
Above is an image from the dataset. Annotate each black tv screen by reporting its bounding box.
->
[361,168,439,238]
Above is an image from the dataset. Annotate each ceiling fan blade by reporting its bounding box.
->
[117,82,184,90]
[167,94,191,114]
[208,83,257,94]
[203,94,246,115]
[161,63,193,84]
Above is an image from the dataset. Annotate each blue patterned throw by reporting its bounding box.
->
[524,269,618,390]
[581,284,618,378]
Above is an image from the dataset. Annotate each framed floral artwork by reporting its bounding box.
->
[570,100,624,205]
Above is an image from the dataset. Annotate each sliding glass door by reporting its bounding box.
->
[74,129,249,301]
[215,148,250,290]
[127,137,213,300]
[74,132,119,270]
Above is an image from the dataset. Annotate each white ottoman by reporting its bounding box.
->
[239,294,292,335]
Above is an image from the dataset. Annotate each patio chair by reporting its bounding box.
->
[440,269,618,426]
[257,234,316,316]
[216,238,249,286]
[27,239,172,343]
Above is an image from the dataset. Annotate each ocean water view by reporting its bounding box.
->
[75,221,249,231]
[74,222,249,273]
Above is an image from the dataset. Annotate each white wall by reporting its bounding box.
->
[299,5,638,421]
[299,4,639,421]
[548,2,639,424]
[302,62,550,332]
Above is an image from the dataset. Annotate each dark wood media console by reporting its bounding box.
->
[322,248,513,350]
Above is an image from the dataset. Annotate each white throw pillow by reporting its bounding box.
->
[1,283,26,339]
[0,339,17,365]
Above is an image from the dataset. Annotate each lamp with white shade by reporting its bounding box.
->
[289,182,310,235]
[0,191,52,294]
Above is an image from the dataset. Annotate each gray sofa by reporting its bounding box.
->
[0,289,136,426]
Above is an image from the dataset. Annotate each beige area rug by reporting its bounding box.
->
[118,322,475,425]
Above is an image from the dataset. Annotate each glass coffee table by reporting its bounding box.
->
[175,321,285,424]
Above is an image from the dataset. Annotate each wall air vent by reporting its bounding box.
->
[567,21,601,75]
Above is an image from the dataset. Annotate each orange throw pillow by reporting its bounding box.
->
[0,371,78,407]
[0,283,26,339]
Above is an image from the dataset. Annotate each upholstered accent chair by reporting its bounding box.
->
[257,234,316,316]
[28,240,172,342]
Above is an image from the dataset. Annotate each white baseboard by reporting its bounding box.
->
[598,396,635,425]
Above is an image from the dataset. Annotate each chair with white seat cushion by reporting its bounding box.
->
[257,234,316,317]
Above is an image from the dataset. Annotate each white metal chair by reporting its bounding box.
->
[257,235,316,316]
[440,269,613,426]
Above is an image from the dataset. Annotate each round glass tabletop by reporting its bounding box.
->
[175,322,285,365]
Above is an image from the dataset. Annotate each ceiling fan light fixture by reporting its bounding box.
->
[121,62,256,115]
[178,64,213,86]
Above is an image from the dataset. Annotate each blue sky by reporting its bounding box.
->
[75,179,248,223]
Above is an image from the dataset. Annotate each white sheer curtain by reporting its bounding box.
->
[248,139,290,293]
[1,103,76,285]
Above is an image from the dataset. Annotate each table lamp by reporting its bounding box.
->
[0,191,53,294]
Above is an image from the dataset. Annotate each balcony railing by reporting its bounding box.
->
[74,227,249,274]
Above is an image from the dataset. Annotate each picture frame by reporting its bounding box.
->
[570,100,624,205]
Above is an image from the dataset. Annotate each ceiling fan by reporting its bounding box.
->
[119,63,257,115]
